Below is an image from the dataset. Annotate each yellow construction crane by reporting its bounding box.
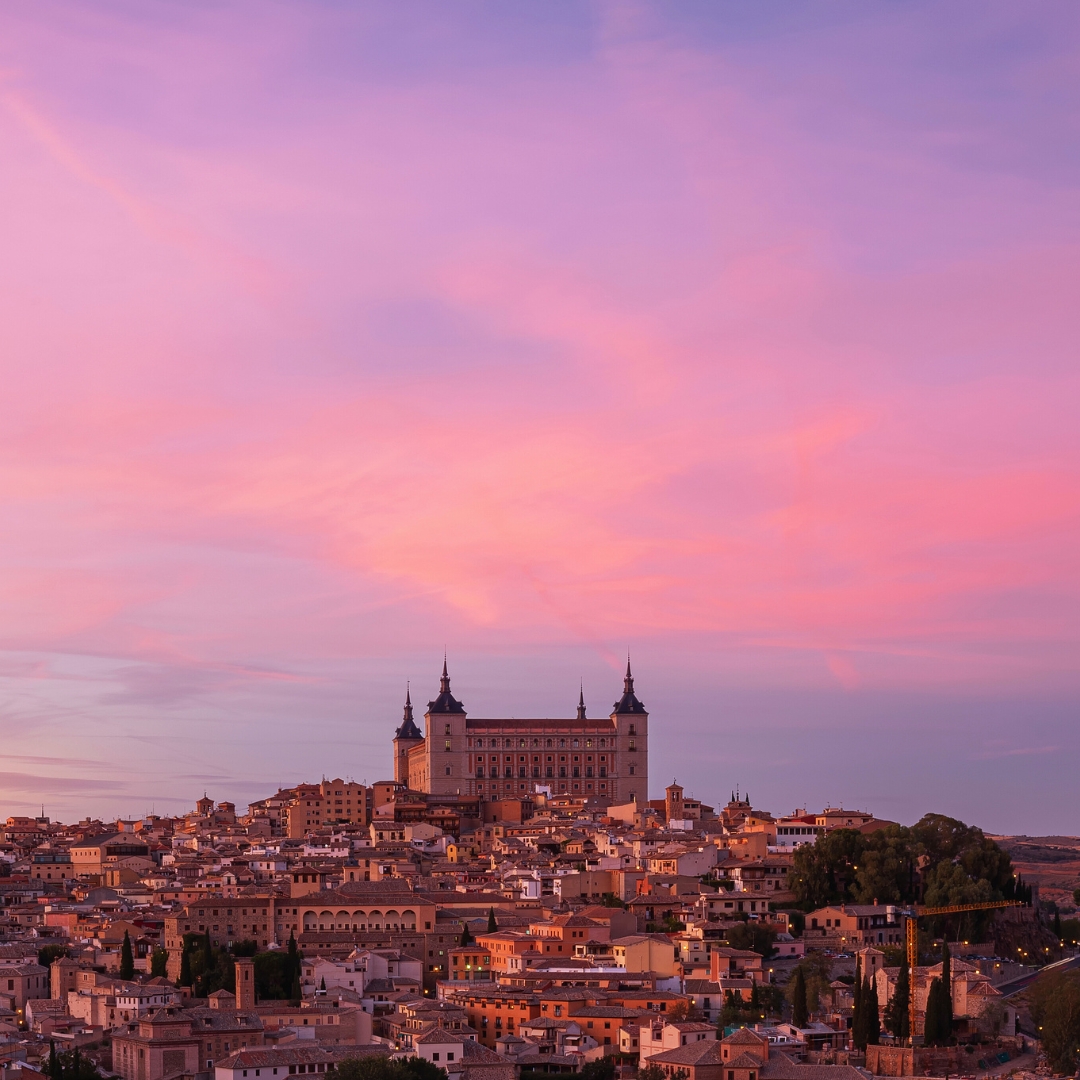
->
[903,900,1024,1044]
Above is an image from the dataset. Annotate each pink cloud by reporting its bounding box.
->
[0,3,1078,825]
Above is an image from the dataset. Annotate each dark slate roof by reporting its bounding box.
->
[612,659,646,714]
[395,688,424,740]
[428,661,465,714]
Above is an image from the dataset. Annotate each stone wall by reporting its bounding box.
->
[865,1040,1025,1077]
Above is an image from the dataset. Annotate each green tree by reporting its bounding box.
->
[579,1060,616,1080]
[288,931,302,1000]
[487,907,497,933]
[120,930,135,980]
[150,947,169,978]
[790,829,865,908]
[179,943,193,987]
[460,923,474,947]
[791,966,808,1028]
[864,976,879,1046]
[852,825,918,905]
[666,1000,703,1022]
[719,989,748,1030]
[1073,887,1080,905]
[924,978,945,1046]
[884,955,910,1042]
[725,922,777,958]
[1029,971,1080,1074]
[940,940,953,1041]
[39,944,69,969]
[48,1045,101,1080]
[337,1056,447,1080]
[852,957,864,1049]
[252,950,296,1000]
[638,1066,667,1080]
[787,953,832,1014]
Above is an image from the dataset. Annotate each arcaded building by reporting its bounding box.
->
[393,661,649,805]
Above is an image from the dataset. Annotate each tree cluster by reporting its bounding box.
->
[785,953,832,1020]
[38,944,69,969]
[725,922,778,958]
[718,984,784,1030]
[790,814,1023,941]
[176,930,303,1000]
[336,1055,446,1080]
[1028,970,1080,1074]
[47,1045,100,1080]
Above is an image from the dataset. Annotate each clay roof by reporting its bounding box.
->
[648,1041,726,1066]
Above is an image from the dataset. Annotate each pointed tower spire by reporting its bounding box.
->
[577,682,587,721]
[613,654,645,714]
[428,656,464,714]
[395,683,422,740]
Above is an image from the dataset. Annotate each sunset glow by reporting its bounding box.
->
[1,3,1078,830]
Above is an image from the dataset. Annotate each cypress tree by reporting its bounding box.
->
[852,957,864,1049]
[924,978,943,1045]
[792,966,809,1028]
[1054,910,1062,938]
[288,930,302,1000]
[886,956,910,1042]
[202,930,213,971]
[940,941,953,1043]
[460,922,474,947]
[48,1042,60,1080]
[864,976,880,1045]
[487,907,497,933]
[179,944,193,987]
[120,930,135,980]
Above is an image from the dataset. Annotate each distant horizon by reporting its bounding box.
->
[1,4,1078,837]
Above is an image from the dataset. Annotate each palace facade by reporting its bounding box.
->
[392,661,649,805]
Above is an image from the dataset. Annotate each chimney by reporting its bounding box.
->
[235,957,256,1011]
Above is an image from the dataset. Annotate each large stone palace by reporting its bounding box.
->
[392,660,649,805]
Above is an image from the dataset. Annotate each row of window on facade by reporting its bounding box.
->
[475,764,609,779]
[451,727,636,748]
[474,780,614,794]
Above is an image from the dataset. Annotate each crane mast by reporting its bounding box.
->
[902,900,1023,1045]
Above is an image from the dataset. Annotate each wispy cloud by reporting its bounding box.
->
[0,2,1077,828]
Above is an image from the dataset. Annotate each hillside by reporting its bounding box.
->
[993,835,1080,910]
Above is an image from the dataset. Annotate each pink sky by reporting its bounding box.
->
[1,3,1078,831]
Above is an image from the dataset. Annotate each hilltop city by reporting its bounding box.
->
[1,664,1077,1080]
